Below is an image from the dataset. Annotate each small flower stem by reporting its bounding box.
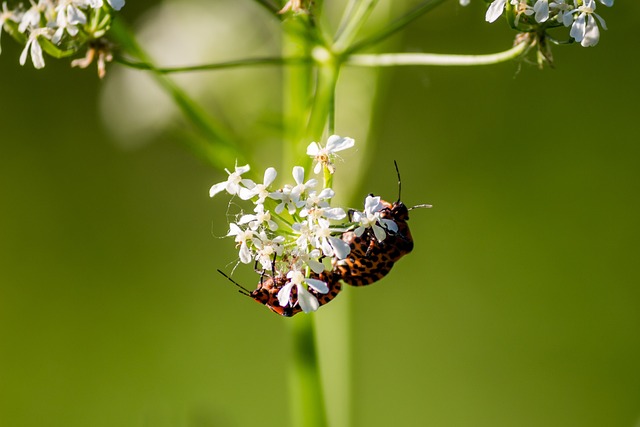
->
[288,314,328,427]
[251,0,282,16]
[333,0,380,53]
[113,55,310,74]
[345,41,529,67]
[344,0,446,55]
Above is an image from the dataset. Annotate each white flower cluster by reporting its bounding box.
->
[461,0,613,47]
[210,135,399,313]
[0,0,124,72]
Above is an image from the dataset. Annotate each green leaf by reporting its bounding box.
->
[38,37,78,59]
[3,21,27,45]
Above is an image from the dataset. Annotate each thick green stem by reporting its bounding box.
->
[283,17,328,427]
[304,49,340,151]
[289,315,328,427]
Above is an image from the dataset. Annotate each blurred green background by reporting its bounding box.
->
[1,1,639,426]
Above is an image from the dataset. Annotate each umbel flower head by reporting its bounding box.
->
[475,0,613,48]
[211,135,403,314]
[0,0,125,76]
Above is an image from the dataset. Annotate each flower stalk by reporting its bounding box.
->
[346,41,529,67]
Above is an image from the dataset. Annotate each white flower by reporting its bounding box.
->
[52,1,87,43]
[569,0,607,47]
[277,269,329,313]
[533,0,549,22]
[19,28,51,69]
[239,167,276,204]
[252,232,284,270]
[512,0,535,26]
[227,223,254,264]
[301,188,333,211]
[209,163,251,197]
[270,186,302,215]
[1,2,21,55]
[550,0,574,26]
[291,166,316,198]
[18,0,48,33]
[313,218,351,259]
[301,205,347,223]
[306,135,355,174]
[86,0,126,11]
[460,0,471,5]
[291,247,325,274]
[352,195,399,242]
[238,204,278,231]
[292,219,314,249]
[485,0,508,23]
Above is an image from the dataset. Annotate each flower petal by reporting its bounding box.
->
[306,278,329,294]
[307,259,326,274]
[296,286,320,313]
[306,142,320,156]
[329,236,351,259]
[292,166,305,185]
[372,224,387,242]
[485,0,507,23]
[380,218,398,233]
[108,0,126,10]
[326,135,355,153]
[227,223,242,237]
[324,207,346,220]
[209,181,228,197]
[235,164,251,175]
[239,242,252,264]
[263,167,277,186]
[277,282,295,307]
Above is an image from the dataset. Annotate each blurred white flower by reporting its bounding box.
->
[0,2,21,54]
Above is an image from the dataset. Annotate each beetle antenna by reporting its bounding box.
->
[409,203,433,210]
[394,160,402,203]
[217,269,251,296]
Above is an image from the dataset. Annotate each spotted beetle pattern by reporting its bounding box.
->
[333,199,415,287]
[219,269,341,317]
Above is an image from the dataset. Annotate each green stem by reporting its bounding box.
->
[289,315,328,427]
[346,41,529,67]
[304,49,340,151]
[252,0,282,16]
[109,19,245,168]
[333,0,380,53]
[344,0,447,55]
[114,55,310,74]
[283,18,329,427]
